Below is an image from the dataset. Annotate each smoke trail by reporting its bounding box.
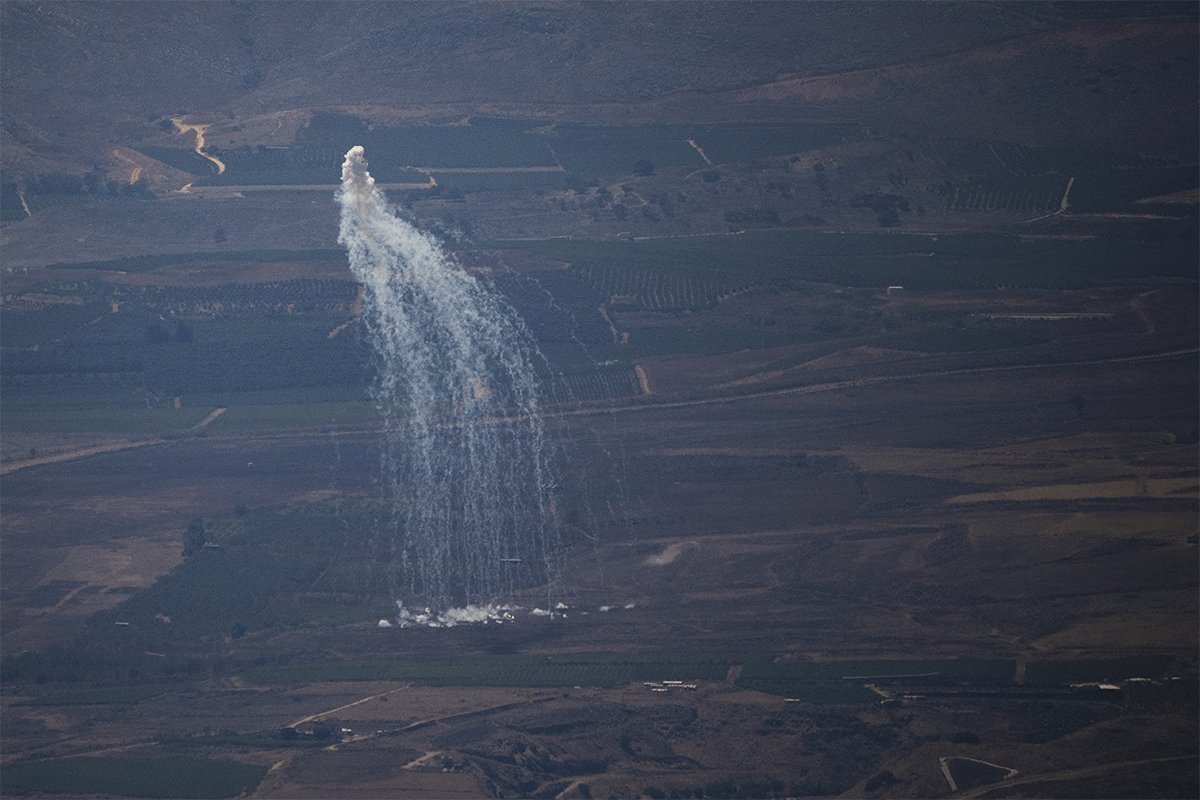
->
[337,146,560,610]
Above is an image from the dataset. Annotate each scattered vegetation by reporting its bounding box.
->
[245,652,731,687]
[0,756,266,799]
[13,685,167,706]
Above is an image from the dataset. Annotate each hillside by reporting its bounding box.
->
[2,1,1197,182]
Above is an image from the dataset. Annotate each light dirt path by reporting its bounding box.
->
[400,750,444,770]
[1021,175,1075,223]
[111,148,145,183]
[327,319,354,339]
[939,757,959,792]
[634,364,652,395]
[172,118,226,175]
[597,304,623,344]
[644,540,694,566]
[192,407,227,431]
[687,138,713,166]
[1059,175,1076,211]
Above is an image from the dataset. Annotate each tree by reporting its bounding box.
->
[183,517,206,557]
[633,159,655,176]
[310,720,339,740]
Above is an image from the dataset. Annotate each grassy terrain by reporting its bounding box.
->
[245,652,732,687]
[734,678,879,704]
[429,170,575,194]
[1024,656,1173,685]
[0,756,266,798]
[13,685,167,706]
[888,327,1045,353]
[137,145,220,176]
[549,124,707,176]
[692,123,862,164]
[736,658,1015,703]
[205,401,379,432]
[1,179,26,220]
[0,407,211,434]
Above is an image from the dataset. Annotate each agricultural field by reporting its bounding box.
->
[489,228,1199,291]
[1,3,1197,798]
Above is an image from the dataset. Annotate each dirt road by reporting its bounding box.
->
[288,686,411,729]
[0,438,160,477]
[111,148,145,183]
[172,118,226,176]
[192,407,227,431]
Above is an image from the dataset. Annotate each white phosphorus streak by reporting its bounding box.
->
[337,146,559,610]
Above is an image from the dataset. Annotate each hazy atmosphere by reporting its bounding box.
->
[1,2,1197,798]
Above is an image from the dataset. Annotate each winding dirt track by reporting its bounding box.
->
[110,148,145,183]
[171,118,226,175]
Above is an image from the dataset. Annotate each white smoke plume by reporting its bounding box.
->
[337,146,561,611]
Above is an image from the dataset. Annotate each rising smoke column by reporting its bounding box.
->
[338,146,559,609]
